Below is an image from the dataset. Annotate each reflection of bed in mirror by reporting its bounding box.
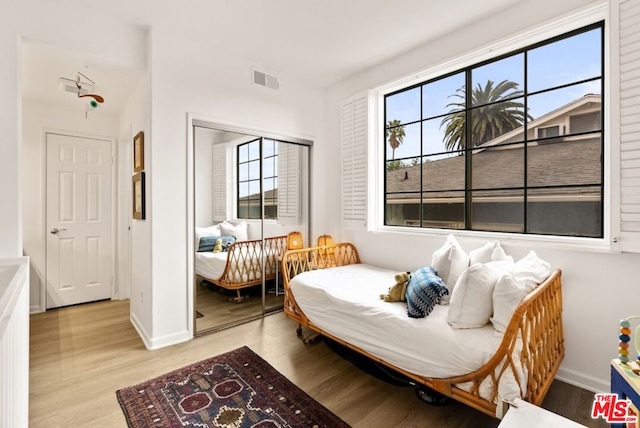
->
[191,123,311,333]
[196,235,287,302]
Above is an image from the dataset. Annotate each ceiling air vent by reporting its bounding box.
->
[252,68,279,90]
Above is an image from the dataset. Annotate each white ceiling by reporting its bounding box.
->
[21,42,145,115]
[21,0,522,114]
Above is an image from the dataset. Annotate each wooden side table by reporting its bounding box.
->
[611,359,640,428]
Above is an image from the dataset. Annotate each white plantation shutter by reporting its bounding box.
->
[212,144,227,222]
[620,0,640,252]
[277,143,301,225]
[341,93,368,222]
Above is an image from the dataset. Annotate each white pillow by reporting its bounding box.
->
[195,225,221,248]
[469,241,500,265]
[431,235,469,303]
[510,251,550,289]
[484,247,515,276]
[220,221,249,242]
[490,273,530,333]
[448,263,501,329]
[491,246,514,263]
[489,252,551,333]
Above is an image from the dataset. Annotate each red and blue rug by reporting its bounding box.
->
[116,346,349,427]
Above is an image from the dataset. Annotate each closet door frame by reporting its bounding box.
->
[186,114,313,338]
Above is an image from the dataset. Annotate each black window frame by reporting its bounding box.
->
[236,138,279,220]
[382,21,605,238]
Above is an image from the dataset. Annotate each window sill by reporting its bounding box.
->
[372,225,619,254]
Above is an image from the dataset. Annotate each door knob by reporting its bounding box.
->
[50,228,67,234]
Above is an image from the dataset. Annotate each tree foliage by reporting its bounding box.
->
[440,80,533,152]
[386,119,406,160]
[386,160,406,171]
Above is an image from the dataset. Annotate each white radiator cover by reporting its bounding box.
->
[0,258,29,428]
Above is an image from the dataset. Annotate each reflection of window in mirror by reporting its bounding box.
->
[235,138,302,224]
[237,138,277,220]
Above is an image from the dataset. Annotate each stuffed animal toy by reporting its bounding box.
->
[213,238,223,253]
[380,272,411,302]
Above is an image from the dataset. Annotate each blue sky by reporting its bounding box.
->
[386,27,602,161]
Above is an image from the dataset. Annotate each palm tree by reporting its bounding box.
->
[386,119,406,160]
[440,79,532,152]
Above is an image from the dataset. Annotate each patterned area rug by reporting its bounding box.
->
[116,346,349,428]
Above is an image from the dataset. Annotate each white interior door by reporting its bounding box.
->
[46,133,113,309]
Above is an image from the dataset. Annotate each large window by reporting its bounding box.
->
[383,22,604,238]
[237,138,278,219]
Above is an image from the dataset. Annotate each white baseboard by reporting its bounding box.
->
[555,366,609,393]
[129,313,191,350]
[146,329,191,350]
[130,312,152,349]
[29,305,45,314]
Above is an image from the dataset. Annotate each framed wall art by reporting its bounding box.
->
[133,131,145,173]
[132,171,146,219]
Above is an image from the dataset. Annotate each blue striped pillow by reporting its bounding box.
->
[218,235,237,251]
[197,235,236,252]
[406,266,449,318]
[197,236,218,252]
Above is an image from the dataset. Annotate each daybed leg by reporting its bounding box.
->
[227,290,248,303]
[294,325,322,345]
[302,333,322,345]
[415,385,449,406]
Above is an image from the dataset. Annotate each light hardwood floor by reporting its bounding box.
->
[195,278,284,333]
[30,299,607,427]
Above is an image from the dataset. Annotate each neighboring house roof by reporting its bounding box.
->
[387,94,602,202]
[238,188,277,202]
[478,93,601,148]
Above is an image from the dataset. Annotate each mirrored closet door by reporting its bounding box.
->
[192,122,310,335]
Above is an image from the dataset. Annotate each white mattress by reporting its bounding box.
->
[195,251,228,280]
[195,249,278,283]
[289,263,505,378]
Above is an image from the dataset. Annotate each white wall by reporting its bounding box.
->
[0,24,21,259]
[21,99,120,312]
[326,0,631,392]
[118,74,152,338]
[146,26,324,348]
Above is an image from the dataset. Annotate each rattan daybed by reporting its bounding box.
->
[196,235,287,301]
[281,242,564,418]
